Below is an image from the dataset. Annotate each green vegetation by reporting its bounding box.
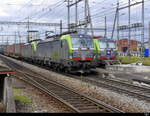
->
[13,88,22,94]
[15,96,32,103]
[13,89,32,103]
[117,56,150,66]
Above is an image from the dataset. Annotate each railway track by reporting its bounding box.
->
[53,67,150,102]
[0,55,123,113]
[1,54,150,105]
[14,72,123,113]
[81,75,150,102]
[1,55,150,103]
[50,66,150,102]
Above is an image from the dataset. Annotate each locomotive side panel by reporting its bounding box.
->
[59,40,70,68]
[34,40,70,69]
[50,40,61,63]
[36,42,50,61]
[60,40,70,60]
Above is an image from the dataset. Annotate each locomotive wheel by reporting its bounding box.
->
[64,67,69,73]
[56,65,60,72]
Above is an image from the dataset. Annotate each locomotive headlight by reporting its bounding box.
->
[70,55,73,59]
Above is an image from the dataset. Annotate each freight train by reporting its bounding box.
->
[93,36,120,67]
[5,43,24,58]
[0,33,120,72]
[2,33,96,73]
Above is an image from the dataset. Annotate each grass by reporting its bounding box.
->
[117,56,150,66]
[13,88,22,95]
[13,88,32,103]
[15,96,32,103]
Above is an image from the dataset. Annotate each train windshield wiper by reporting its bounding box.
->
[80,39,87,48]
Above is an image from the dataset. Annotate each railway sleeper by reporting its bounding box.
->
[58,95,81,98]
[70,100,92,104]
[67,100,92,104]
[80,109,105,113]
[53,92,73,96]
[51,89,67,92]
[58,96,82,99]
[64,98,86,102]
[53,90,70,93]
[73,104,97,107]
[77,106,100,110]
[66,99,86,102]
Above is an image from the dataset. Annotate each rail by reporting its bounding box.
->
[0,55,124,113]
[1,54,150,106]
[14,72,123,113]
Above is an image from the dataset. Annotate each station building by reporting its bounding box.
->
[117,39,142,56]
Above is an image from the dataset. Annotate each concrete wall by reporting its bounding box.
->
[3,77,16,113]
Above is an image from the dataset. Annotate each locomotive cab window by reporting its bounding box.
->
[72,37,94,49]
[99,41,107,49]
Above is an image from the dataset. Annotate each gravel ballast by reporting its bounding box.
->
[12,78,71,113]
[3,56,150,112]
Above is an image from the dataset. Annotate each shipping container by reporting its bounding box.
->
[14,43,24,57]
[6,45,15,56]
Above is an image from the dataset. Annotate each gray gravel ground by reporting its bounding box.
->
[12,78,71,113]
[5,56,150,113]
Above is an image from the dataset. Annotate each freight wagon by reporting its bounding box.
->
[5,45,15,56]
[3,43,24,58]
[14,43,24,58]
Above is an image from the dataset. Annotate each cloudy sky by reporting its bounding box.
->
[0,0,149,44]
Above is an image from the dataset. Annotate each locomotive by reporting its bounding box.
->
[22,33,96,73]
[93,36,119,67]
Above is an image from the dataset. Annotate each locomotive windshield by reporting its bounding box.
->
[100,41,107,49]
[72,37,94,48]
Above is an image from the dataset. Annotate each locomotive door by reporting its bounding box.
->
[60,40,69,60]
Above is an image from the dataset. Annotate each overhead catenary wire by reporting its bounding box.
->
[20,0,65,21]
[0,0,150,43]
